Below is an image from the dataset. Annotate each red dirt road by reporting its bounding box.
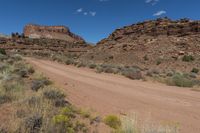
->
[26,58,200,133]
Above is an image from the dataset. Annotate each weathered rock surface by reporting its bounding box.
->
[98,18,200,45]
[24,24,85,43]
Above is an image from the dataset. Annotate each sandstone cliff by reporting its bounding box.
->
[24,24,85,43]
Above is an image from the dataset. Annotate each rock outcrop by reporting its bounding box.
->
[24,24,85,43]
[98,18,200,45]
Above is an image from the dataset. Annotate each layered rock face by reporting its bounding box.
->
[98,18,200,45]
[24,24,85,43]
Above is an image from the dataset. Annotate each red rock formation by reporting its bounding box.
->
[24,24,85,43]
[97,18,200,45]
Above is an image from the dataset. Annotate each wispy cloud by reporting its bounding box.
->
[83,12,88,15]
[145,0,159,5]
[153,10,166,16]
[76,8,83,13]
[75,8,97,17]
[89,11,96,16]
[99,0,109,2]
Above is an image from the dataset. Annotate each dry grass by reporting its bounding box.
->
[0,53,100,133]
[112,113,180,133]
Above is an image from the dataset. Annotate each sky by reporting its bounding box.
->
[0,0,200,43]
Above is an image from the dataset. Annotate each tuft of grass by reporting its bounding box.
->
[0,48,6,55]
[31,77,52,91]
[104,115,121,129]
[182,55,194,62]
[79,109,91,118]
[191,68,199,74]
[43,89,65,100]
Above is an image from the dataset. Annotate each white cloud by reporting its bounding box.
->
[145,0,159,5]
[83,12,88,15]
[75,8,96,17]
[153,10,166,16]
[89,11,96,16]
[76,8,83,13]
[99,0,109,2]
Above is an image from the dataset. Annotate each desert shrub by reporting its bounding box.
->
[65,59,74,65]
[182,55,194,62]
[191,68,199,74]
[89,64,97,69]
[156,59,162,65]
[166,73,195,87]
[189,73,197,79]
[31,78,52,91]
[61,107,76,118]
[117,114,138,133]
[0,64,8,72]
[97,64,119,74]
[31,80,46,91]
[0,128,8,133]
[77,62,87,68]
[28,66,35,74]
[17,69,28,78]
[54,99,70,107]
[52,114,74,133]
[143,55,149,61]
[24,114,43,133]
[11,54,22,61]
[27,96,41,107]
[79,109,91,118]
[53,114,69,125]
[0,54,8,61]
[74,121,88,132]
[104,115,121,129]
[0,48,6,55]
[121,68,142,80]
[31,80,45,91]
[3,81,24,92]
[43,89,65,100]
[146,69,160,77]
[0,95,11,104]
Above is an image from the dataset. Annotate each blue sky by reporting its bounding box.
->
[0,0,200,43]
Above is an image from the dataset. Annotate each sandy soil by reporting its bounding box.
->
[26,58,200,133]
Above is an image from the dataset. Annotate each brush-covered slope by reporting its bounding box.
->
[82,18,200,72]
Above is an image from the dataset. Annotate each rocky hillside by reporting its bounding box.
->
[24,24,85,43]
[82,18,200,72]
[0,24,92,56]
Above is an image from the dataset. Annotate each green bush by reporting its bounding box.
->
[24,114,43,133]
[43,89,65,100]
[0,48,6,55]
[156,60,162,65]
[121,68,142,80]
[166,73,195,87]
[104,115,121,129]
[182,55,194,62]
[65,59,74,65]
[97,64,119,74]
[0,95,11,104]
[31,77,52,91]
[89,64,97,69]
[77,62,86,68]
[191,68,199,74]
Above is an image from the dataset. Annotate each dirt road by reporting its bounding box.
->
[26,58,200,133]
